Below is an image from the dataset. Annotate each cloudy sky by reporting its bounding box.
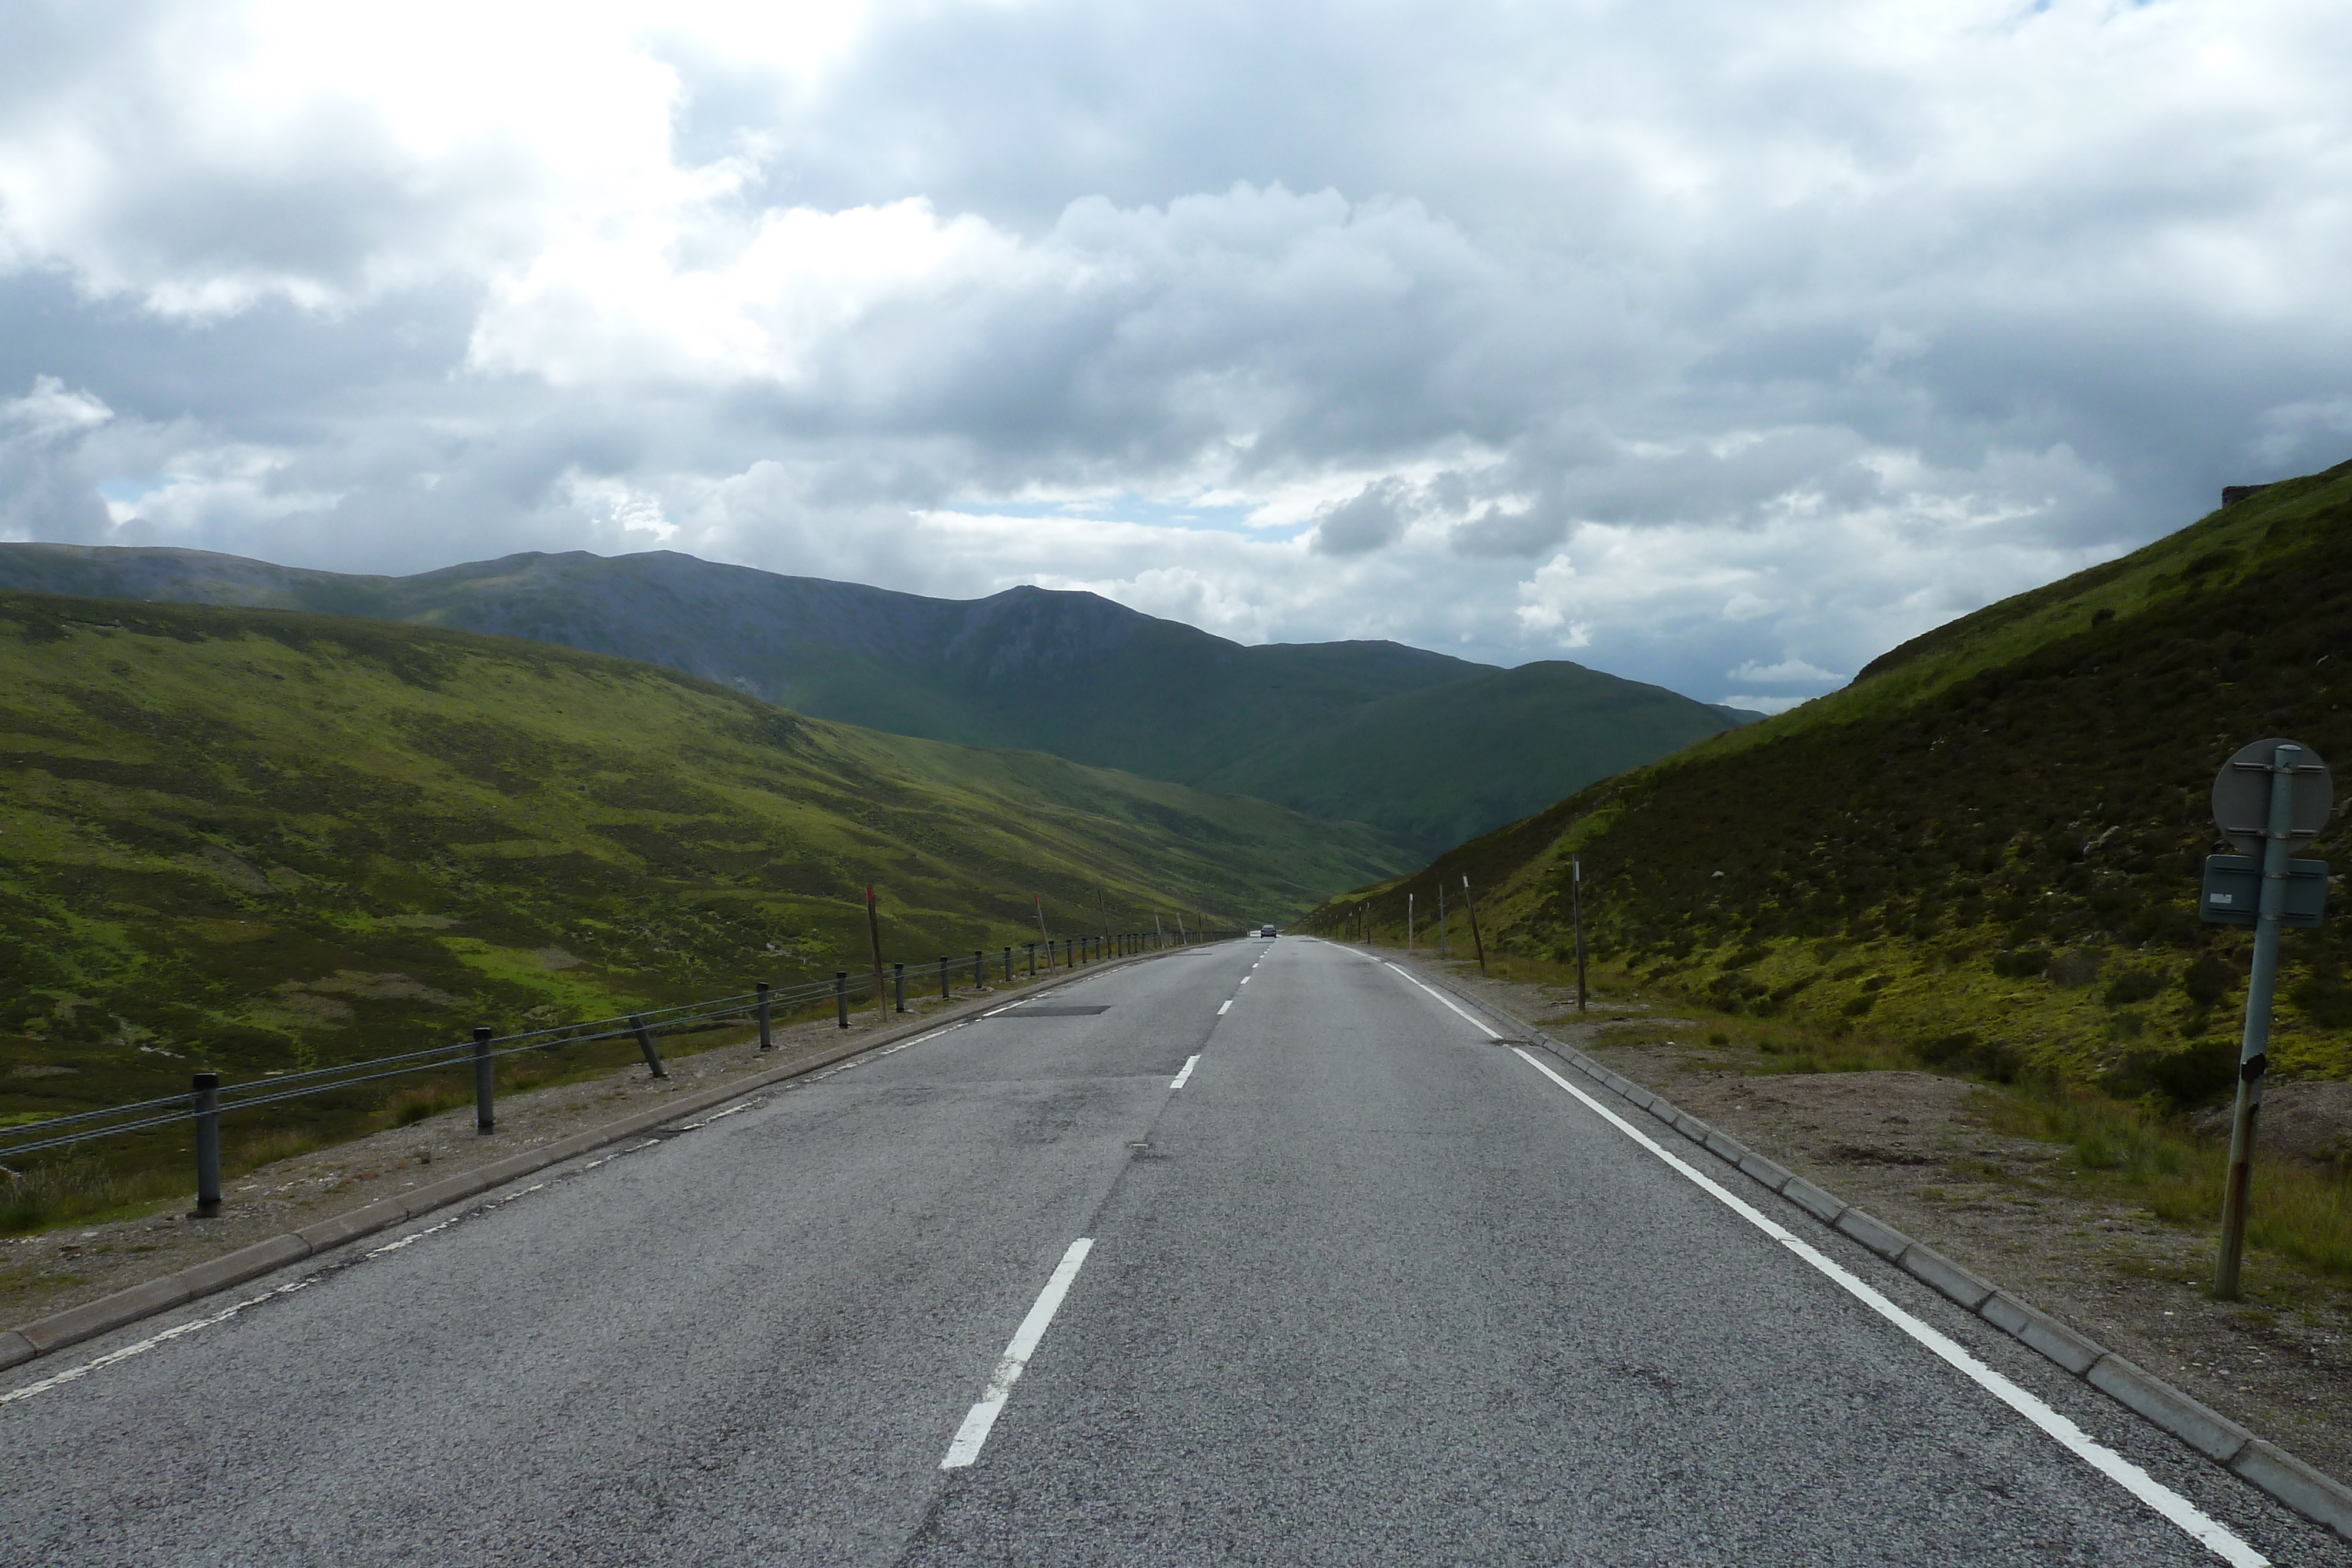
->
[2,1,2348,711]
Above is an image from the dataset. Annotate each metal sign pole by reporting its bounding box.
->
[2215,743,2303,1299]
[1461,874,1488,975]
[1572,856,1587,1013]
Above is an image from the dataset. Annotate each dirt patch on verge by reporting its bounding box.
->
[1387,948,2352,1490]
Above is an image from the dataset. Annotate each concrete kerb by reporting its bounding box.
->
[0,940,1218,1377]
[1385,954,2352,1542]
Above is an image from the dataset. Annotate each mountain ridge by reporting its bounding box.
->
[0,542,1755,851]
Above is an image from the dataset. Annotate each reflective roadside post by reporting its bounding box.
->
[191,1073,222,1218]
[2203,737,2333,1299]
[473,1026,495,1133]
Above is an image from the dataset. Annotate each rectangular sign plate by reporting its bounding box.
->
[2199,854,2329,927]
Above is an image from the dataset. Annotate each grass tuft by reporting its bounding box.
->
[0,1159,178,1235]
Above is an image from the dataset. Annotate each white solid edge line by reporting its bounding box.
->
[1170,1054,1200,1089]
[1506,1048,2266,1568]
[940,1238,1095,1469]
[1384,962,1499,1039]
[1217,999,1232,1015]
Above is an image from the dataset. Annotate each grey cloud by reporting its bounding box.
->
[1448,502,1567,559]
[1310,478,1413,557]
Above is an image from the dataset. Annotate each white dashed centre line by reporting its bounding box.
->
[1217,999,1232,1015]
[1170,1055,1200,1089]
[940,1239,1094,1469]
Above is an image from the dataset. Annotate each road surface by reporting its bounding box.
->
[2,937,2338,1564]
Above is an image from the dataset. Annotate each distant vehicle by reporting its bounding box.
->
[1259,925,1278,937]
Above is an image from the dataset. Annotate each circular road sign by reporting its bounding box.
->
[2213,737,2334,855]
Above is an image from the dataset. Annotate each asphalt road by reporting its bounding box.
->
[2,938,2340,1565]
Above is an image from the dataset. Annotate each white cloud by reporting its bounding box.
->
[1514,553,1592,646]
[2,376,112,440]
[1729,657,1846,684]
[0,0,2347,710]
[1718,694,1813,716]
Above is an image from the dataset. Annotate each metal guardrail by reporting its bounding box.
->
[1,925,1254,1215]
[0,980,838,1164]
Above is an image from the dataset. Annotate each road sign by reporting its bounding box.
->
[2207,735,2334,1300]
[2199,855,2328,927]
[2212,737,2332,854]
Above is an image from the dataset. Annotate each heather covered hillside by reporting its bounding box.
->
[1308,459,2352,1102]
[0,593,1404,1130]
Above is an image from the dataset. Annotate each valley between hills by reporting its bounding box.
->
[5,463,2352,1532]
[0,591,1402,1185]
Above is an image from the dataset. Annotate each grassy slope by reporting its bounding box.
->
[0,545,1748,852]
[1305,457,2352,1098]
[1200,660,1753,850]
[0,591,1408,1129]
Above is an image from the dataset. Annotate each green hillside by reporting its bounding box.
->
[1307,459,2352,1098]
[0,591,1406,1129]
[1200,660,1750,850]
[0,544,1755,852]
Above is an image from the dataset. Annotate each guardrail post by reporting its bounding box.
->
[894,962,906,1013]
[757,982,773,1051]
[1003,947,1012,983]
[629,1014,670,1078]
[1027,942,1036,977]
[938,954,950,1000]
[191,1072,222,1218]
[835,972,850,1028]
[973,949,983,988]
[473,1026,495,1133]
